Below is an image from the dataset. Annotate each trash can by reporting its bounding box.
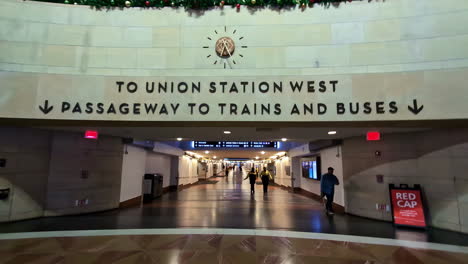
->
[143,173,164,203]
[154,174,163,198]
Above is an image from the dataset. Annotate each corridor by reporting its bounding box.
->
[1,168,468,247]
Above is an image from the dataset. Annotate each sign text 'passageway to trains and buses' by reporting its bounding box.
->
[35,79,423,118]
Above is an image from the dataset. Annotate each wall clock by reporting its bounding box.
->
[203,26,247,69]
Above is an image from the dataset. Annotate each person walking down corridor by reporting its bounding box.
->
[320,167,340,215]
[260,167,272,194]
[244,168,258,194]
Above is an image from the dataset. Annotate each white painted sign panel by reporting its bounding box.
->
[0,69,465,122]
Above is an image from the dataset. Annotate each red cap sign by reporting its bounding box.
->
[390,189,426,227]
[84,130,98,139]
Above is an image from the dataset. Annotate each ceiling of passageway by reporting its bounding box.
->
[43,125,426,142]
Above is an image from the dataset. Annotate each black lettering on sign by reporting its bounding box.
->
[39,100,53,114]
[199,103,209,115]
[134,103,141,115]
[307,81,315,93]
[97,103,104,114]
[72,103,82,113]
[160,104,168,115]
[85,103,93,114]
[304,104,313,115]
[261,104,270,115]
[330,80,338,92]
[120,103,129,115]
[171,104,180,114]
[291,104,300,115]
[107,103,116,114]
[376,102,385,114]
[389,101,398,113]
[363,102,372,114]
[318,103,327,115]
[146,82,155,93]
[242,104,251,115]
[258,82,269,93]
[290,81,303,92]
[230,83,238,93]
[62,102,71,113]
[274,104,281,115]
[230,104,238,115]
[178,82,188,93]
[145,103,158,114]
[318,81,326,92]
[337,103,345,115]
[127,82,138,93]
[273,82,283,93]
[188,103,196,115]
[116,81,124,93]
[350,103,359,114]
[209,82,216,93]
[218,103,226,115]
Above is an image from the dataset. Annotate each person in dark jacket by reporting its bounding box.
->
[244,168,258,194]
[260,167,272,194]
[320,167,340,215]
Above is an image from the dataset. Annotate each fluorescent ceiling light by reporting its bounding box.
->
[223,131,231,134]
[281,138,287,141]
[177,138,182,141]
[328,131,337,135]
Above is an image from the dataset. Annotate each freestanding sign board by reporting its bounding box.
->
[389,184,427,228]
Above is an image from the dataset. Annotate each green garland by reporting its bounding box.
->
[31,0,359,9]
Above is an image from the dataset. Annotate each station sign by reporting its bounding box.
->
[1,69,467,122]
[194,141,278,148]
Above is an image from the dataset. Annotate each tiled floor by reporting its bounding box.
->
[1,234,467,264]
[1,169,468,263]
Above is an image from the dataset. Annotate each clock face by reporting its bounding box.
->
[203,27,247,69]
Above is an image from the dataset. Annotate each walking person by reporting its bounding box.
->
[244,168,258,194]
[320,167,340,215]
[260,167,272,194]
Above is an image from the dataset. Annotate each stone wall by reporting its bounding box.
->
[343,129,468,233]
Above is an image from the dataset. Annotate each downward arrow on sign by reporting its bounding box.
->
[39,100,53,114]
[408,99,423,115]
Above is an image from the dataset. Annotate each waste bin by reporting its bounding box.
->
[143,173,163,203]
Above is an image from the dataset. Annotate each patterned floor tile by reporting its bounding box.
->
[2,253,65,264]
[0,238,64,254]
[220,235,256,252]
[142,235,191,251]
[219,250,256,264]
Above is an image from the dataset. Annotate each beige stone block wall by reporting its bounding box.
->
[0,128,50,222]
[44,132,123,216]
[0,0,468,76]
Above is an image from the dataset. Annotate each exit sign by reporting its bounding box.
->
[367,131,381,141]
[84,130,98,139]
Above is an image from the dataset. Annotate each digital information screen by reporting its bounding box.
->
[194,141,278,148]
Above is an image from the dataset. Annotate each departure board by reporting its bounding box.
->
[193,141,278,148]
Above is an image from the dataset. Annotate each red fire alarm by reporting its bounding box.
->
[367,131,381,141]
[84,130,98,139]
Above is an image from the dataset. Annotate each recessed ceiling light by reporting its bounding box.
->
[281,138,287,142]
[223,131,231,134]
[213,156,217,159]
[205,151,210,154]
[255,157,259,159]
[328,131,337,135]
[177,137,182,141]
[261,151,266,154]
